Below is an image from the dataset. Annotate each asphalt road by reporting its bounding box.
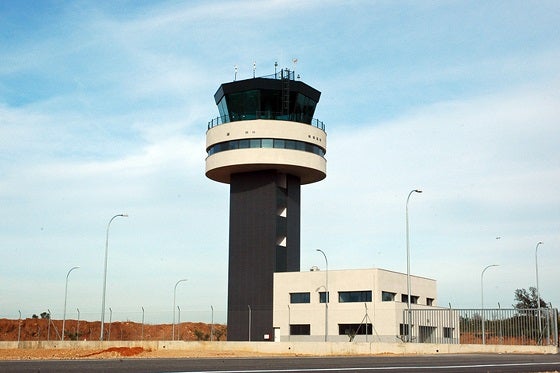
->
[1,354,559,372]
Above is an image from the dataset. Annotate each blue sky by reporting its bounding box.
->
[1,1,559,324]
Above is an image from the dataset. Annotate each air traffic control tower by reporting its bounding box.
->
[205,68,327,341]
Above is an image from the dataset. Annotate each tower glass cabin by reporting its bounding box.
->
[205,69,327,341]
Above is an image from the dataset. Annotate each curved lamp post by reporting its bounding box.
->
[535,241,544,339]
[406,189,422,342]
[62,266,80,341]
[316,249,329,342]
[100,213,128,341]
[481,264,499,345]
[172,279,188,340]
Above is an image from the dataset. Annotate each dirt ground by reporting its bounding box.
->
[0,346,272,360]
[0,318,234,360]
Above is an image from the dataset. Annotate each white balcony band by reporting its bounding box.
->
[206,119,327,184]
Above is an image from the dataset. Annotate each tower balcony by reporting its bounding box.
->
[205,119,326,184]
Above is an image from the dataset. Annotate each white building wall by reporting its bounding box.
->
[273,268,441,342]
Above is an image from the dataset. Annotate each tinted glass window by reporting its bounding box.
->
[338,323,372,335]
[239,139,250,149]
[338,291,372,303]
[227,90,259,121]
[290,324,310,335]
[207,139,324,157]
[285,140,296,149]
[290,292,310,304]
[274,139,285,148]
[382,291,396,302]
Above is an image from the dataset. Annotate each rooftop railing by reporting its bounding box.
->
[208,112,325,131]
[260,68,295,81]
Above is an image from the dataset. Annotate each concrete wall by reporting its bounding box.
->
[1,341,557,355]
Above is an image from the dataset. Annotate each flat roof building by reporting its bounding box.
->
[273,268,456,343]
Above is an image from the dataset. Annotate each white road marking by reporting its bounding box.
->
[174,360,560,372]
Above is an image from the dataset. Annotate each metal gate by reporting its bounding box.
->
[403,307,559,346]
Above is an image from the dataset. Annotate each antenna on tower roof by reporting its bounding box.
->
[253,61,256,78]
[292,58,298,72]
[234,65,238,81]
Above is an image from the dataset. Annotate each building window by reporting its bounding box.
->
[443,327,454,339]
[401,294,419,304]
[249,138,261,148]
[399,323,410,336]
[238,139,250,149]
[290,292,310,304]
[338,291,372,303]
[290,324,310,335]
[273,139,285,149]
[427,297,434,306]
[207,138,325,157]
[319,291,330,303]
[338,323,373,336]
[381,291,396,302]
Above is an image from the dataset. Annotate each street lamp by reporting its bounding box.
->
[210,305,214,342]
[481,264,499,345]
[535,241,544,339]
[141,306,145,341]
[77,308,80,339]
[316,249,329,342]
[315,285,327,342]
[62,266,79,341]
[248,304,252,341]
[406,189,422,342]
[17,310,21,343]
[177,305,181,340]
[108,307,112,341]
[172,279,188,340]
[100,213,128,341]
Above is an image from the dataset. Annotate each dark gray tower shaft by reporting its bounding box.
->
[228,171,300,340]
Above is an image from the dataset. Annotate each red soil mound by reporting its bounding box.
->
[0,318,226,342]
[82,347,146,357]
